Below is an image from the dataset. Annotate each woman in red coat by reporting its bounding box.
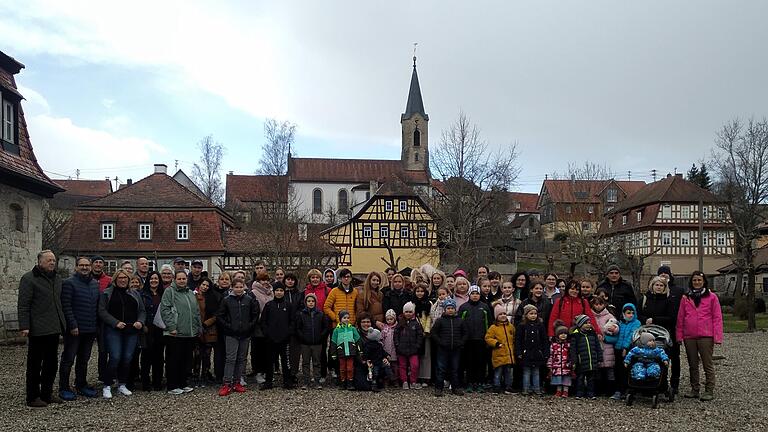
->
[548,280,602,338]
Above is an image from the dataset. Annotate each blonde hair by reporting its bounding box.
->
[647,276,669,295]
[218,271,231,282]
[111,269,132,287]
[307,268,322,280]
[454,276,470,292]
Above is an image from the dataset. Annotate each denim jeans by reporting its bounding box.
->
[224,336,250,385]
[59,332,96,391]
[493,365,512,389]
[103,326,139,385]
[522,366,540,392]
[435,347,462,390]
[575,371,595,397]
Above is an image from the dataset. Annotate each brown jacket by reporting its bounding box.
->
[355,289,384,324]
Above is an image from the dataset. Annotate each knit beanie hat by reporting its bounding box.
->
[385,309,397,320]
[468,285,481,295]
[573,314,590,329]
[639,332,655,346]
[443,298,457,310]
[523,304,538,316]
[402,302,416,313]
[657,265,672,277]
[91,255,105,263]
[304,293,317,305]
[606,264,621,274]
[555,324,569,337]
[338,310,350,320]
[367,328,382,342]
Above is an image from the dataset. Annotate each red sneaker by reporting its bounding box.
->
[554,390,562,398]
[218,385,231,397]
[233,383,247,393]
[561,390,569,398]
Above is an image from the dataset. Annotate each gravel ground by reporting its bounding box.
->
[0,333,766,432]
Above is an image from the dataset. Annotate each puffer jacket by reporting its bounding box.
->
[160,282,202,338]
[61,272,100,333]
[593,307,616,367]
[330,323,362,358]
[261,297,294,343]
[283,288,305,313]
[394,317,424,356]
[458,300,492,340]
[324,285,359,326]
[377,322,398,358]
[546,340,572,376]
[569,328,603,373]
[624,345,669,366]
[17,266,65,337]
[431,314,468,351]
[294,304,330,345]
[616,303,640,351]
[484,321,516,368]
[676,290,723,344]
[304,282,330,314]
[514,320,550,366]
[493,295,521,324]
[548,295,601,337]
[217,292,260,338]
[514,296,550,326]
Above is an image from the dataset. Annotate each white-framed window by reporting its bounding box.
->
[399,200,407,212]
[702,231,709,246]
[588,205,594,214]
[622,215,627,225]
[661,231,672,246]
[385,200,393,212]
[312,189,322,214]
[176,223,189,240]
[363,225,372,238]
[138,223,152,240]
[2,99,14,142]
[717,207,726,220]
[400,225,410,238]
[565,205,572,214]
[380,225,389,239]
[607,188,618,203]
[702,206,708,219]
[418,225,427,238]
[717,231,726,246]
[101,223,114,240]
[662,204,672,219]
[637,211,642,222]
[681,231,690,246]
[104,260,118,275]
[608,219,613,228]
[681,205,690,219]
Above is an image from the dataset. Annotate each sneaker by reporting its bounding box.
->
[476,385,485,394]
[493,387,502,395]
[700,392,714,401]
[316,384,323,390]
[452,388,464,396]
[26,398,48,408]
[117,385,132,396]
[504,388,514,395]
[434,388,444,397]
[554,390,562,398]
[610,391,622,400]
[562,390,569,398]
[402,382,410,390]
[182,387,194,393]
[466,386,474,394]
[45,394,64,404]
[102,386,112,399]
[684,390,700,399]
[346,381,355,391]
[412,382,421,390]
[521,389,530,396]
[232,383,246,393]
[301,385,308,390]
[318,377,326,384]
[218,385,232,397]
[167,388,184,395]
[59,390,76,401]
[77,387,98,398]
[240,377,248,386]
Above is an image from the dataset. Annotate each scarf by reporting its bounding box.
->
[687,287,709,307]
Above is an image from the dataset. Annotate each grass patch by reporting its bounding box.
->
[722,313,768,333]
[516,261,545,271]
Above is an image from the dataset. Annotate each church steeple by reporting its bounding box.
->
[401,55,429,172]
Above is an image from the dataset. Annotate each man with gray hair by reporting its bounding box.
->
[18,250,66,407]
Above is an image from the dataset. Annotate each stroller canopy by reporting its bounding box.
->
[631,324,673,348]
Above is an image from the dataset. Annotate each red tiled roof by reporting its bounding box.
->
[50,179,113,209]
[608,175,722,214]
[80,173,217,208]
[225,174,288,207]
[539,179,646,205]
[288,157,430,184]
[507,192,539,213]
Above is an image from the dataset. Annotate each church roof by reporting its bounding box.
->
[287,157,430,185]
[401,58,428,121]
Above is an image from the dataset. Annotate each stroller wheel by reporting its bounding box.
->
[652,395,659,409]
[626,393,634,406]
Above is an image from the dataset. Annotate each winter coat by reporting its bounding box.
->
[493,295,521,324]
[546,340,572,376]
[381,288,414,318]
[92,271,112,293]
[453,292,469,310]
[569,328,603,373]
[216,293,260,338]
[413,297,432,332]
[548,295,602,337]
[484,321,516,368]
[355,289,384,324]
[597,277,638,319]
[98,285,146,331]
[261,297,294,343]
[616,303,641,351]
[362,338,388,365]
[394,317,424,356]
[593,307,617,367]
[304,282,330,315]
[458,300,492,341]
[17,266,66,337]
[330,323,362,358]
[514,296,550,326]
[676,290,723,344]
[431,314,468,351]
[624,345,670,368]
[430,299,447,328]
[196,290,221,343]
[61,272,100,334]
[640,291,676,334]
[514,320,550,366]
[324,285,359,326]
[283,288,305,313]
[160,282,202,338]
[378,322,398,359]
[294,306,330,345]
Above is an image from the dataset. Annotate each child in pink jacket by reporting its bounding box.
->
[676,271,722,402]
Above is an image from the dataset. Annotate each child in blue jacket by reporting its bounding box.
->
[624,332,669,381]
[613,303,640,398]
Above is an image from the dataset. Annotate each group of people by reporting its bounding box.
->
[18,251,723,408]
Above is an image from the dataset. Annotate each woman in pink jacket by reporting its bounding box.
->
[676,271,722,402]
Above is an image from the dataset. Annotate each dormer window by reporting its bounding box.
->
[606,188,618,203]
[1,93,19,155]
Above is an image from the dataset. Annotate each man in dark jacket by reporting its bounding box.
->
[597,265,638,319]
[58,257,100,400]
[431,299,467,397]
[18,250,66,407]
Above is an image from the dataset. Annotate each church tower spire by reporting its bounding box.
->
[401,54,429,172]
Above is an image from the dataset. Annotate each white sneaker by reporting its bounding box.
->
[402,382,410,390]
[256,373,266,384]
[240,377,248,386]
[182,387,194,393]
[117,385,132,396]
[318,377,326,384]
[102,386,112,399]
[167,388,184,395]
[412,383,422,390]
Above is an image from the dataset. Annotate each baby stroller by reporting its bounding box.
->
[625,324,674,408]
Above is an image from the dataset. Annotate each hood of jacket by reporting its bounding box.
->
[621,303,638,323]
[323,268,337,285]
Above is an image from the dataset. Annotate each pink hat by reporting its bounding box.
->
[453,269,467,278]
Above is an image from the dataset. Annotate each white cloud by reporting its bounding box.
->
[16,84,50,115]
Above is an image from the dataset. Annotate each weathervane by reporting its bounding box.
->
[413,42,418,67]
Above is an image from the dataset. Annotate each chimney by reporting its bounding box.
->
[228,171,234,175]
[127,179,132,185]
[675,173,683,178]
[154,164,167,174]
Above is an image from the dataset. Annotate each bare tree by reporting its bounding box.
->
[431,111,520,271]
[191,135,226,205]
[41,202,70,257]
[712,117,768,331]
[551,161,615,180]
[258,119,296,176]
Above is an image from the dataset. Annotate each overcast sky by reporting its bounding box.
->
[2,1,767,193]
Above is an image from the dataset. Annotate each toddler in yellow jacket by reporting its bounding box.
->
[485,311,516,394]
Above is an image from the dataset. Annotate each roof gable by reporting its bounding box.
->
[50,179,113,209]
[80,173,216,208]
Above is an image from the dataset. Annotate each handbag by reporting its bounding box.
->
[153,288,176,330]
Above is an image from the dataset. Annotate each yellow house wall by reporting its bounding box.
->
[349,247,440,274]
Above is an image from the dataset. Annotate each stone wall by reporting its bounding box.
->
[0,182,44,315]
